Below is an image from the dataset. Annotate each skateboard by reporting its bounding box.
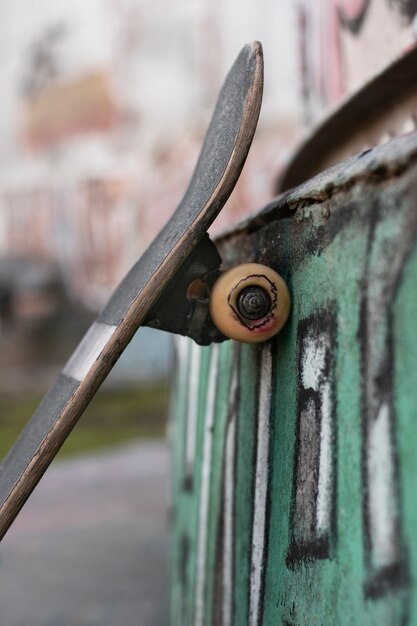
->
[0,42,264,540]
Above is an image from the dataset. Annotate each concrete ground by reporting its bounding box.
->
[0,442,170,626]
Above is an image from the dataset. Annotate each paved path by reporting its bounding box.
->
[0,442,170,626]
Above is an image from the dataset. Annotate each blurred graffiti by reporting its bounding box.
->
[299,0,417,123]
[23,72,120,150]
[20,23,66,99]
[338,0,372,34]
[0,0,301,320]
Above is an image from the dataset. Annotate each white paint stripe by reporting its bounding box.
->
[367,402,398,569]
[316,381,333,534]
[175,335,189,372]
[222,364,239,626]
[185,341,201,479]
[249,344,272,626]
[301,332,326,391]
[195,344,219,626]
[173,336,190,415]
[167,336,190,502]
[62,322,117,382]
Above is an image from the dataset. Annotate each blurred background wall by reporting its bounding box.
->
[298,0,417,125]
[0,0,302,399]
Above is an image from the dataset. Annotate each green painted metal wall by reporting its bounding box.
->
[169,133,417,625]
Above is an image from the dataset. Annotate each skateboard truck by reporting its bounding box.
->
[144,233,226,346]
[144,234,291,345]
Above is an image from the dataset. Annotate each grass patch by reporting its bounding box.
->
[0,382,169,461]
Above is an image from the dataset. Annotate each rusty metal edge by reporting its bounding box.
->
[215,131,417,246]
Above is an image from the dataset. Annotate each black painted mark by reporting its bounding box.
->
[287,307,337,565]
[388,0,417,22]
[20,22,67,98]
[180,532,190,624]
[339,0,373,35]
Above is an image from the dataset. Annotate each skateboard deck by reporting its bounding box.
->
[0,42,263,540]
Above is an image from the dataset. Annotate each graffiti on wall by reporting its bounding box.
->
[287,308,337,564]
[20,22,66,100]
[357,197,417,596]
[299,0,417,122]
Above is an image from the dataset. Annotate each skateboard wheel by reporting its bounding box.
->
[209,263,290,343]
